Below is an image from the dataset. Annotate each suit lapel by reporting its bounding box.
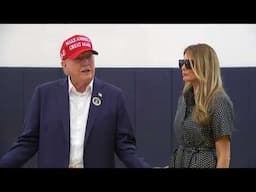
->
[57,77,104,147]
[84,78,104,145]
[58,78,70,143]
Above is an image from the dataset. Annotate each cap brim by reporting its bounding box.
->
[68,48,98,60]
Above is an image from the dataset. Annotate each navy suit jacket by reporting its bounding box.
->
[0,77,150,168]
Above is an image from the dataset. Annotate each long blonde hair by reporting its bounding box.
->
[183,43,224,127]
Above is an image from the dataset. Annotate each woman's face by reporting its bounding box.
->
[181,52,197,83]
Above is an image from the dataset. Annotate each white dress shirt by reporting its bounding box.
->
[68,77,93,168]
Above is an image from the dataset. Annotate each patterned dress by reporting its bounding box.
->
[169,88,235,168]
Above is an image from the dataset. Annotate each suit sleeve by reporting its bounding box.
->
[115,91,151,168]
[0,87,40,168]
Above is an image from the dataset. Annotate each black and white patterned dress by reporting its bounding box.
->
[169,88,235,168]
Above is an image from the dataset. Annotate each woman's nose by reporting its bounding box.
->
[181,64,186,71]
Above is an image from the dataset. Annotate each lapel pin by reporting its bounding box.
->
[98,92,102,97]
[92,96,101,106]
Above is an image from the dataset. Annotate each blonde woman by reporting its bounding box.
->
[169,43,235,168]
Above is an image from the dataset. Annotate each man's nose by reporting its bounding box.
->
[81,57,90,65]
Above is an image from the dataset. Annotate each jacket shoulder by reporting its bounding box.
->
[96,78,123,94]
[36,78,66,90]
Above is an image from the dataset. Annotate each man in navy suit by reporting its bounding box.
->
[0,34,151,168]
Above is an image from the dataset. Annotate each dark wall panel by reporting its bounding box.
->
[247,68,256,167]
[0,69,23,160]
[221,68,252,168]
[135,69,172,167]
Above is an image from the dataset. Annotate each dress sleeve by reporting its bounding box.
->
[211,94,235,140]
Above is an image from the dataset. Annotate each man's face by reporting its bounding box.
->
[62,51,95,87]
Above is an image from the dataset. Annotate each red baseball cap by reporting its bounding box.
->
[60,34,98,61]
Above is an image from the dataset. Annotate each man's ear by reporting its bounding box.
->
[61,61,66,68]
[61,61,69,75]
